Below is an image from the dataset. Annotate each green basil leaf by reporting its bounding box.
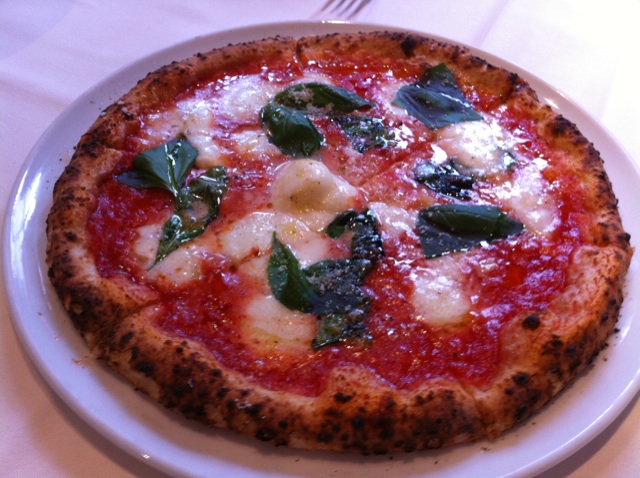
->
[413,161,474,199]
[260,102,324,157]
[333,115,395,152]
[305,259,373,349]
[268,209,384,349]
[268,234,317,312]
[154,167,228,264]
[392,63,483,130]
[325,209,360,238]
[117,139,197,196]
[274,82,373,115]
[312,308,372,350]
[349,209,385,264]
[304,258,372,313]
[155,212,202,264]
[176,166,228,211]
[416,204,524,258]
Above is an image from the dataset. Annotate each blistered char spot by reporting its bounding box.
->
[543,337,564,355]
[256,428,277,441]
[512,372,530,386]
[134,361,154,375]
[400,36,418,57]
[522,314,541,330]
[335,392,353,403]
[515,405,528,421]
[118,331,134,347]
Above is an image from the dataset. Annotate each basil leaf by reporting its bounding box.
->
[154,167,228,264]
[176,166,228,211]
[117,139,197,196]
[392,63,483,130]
[268,234,317,312]
[326,209,384,263]
[260,102,324,157]
[313,309,372,349]
[333,115,395,152]
[305,259,374,350]
[413,161,474,199]
[269,209,384,349]
[304,259,372,313]
[325,209,360,238]
[274,82,373,115]
[417,204,524,258]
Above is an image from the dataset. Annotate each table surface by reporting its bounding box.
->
[2,1,639,476]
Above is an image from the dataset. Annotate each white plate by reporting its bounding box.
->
[4,21,640,478]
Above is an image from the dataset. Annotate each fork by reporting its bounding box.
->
[317,0,372,20]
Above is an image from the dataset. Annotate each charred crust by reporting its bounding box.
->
[512,372,531,386]
[542,336,564,355]
[522,314,541,330]
[134,361,154,375]
[255,428,277,442]
[334,392,353,403]
[400,35,418,57]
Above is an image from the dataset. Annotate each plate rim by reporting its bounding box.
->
[4,19,640,478]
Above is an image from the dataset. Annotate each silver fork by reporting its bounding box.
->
[317,0,372,20]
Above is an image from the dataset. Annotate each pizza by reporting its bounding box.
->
[46,31,632,454]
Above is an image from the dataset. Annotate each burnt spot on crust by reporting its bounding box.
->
[542,336,564,356]
[334,392,353,403]
[134,361,154,375]
[400,35,418,57]
[118,331,134,347]
[522,314,541,330]
[512,372,531,387]
[255,427,278,441]
[549,115,588,144]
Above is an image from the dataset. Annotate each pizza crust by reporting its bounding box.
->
[46,31,632,453]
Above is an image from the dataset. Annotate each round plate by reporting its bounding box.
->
[4,21,640,478]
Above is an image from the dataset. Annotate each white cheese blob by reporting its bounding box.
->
[216,75,280,123]
[436,120,515,176]
[217,211,331,267]
[141,98,229,168]
[133,224,207,286]
[410,257,471,327]
[494,163,559,236]
[179,99,229,169]
[242,294,317,352]
[270,159,359,231]
[232,128,280,157]
[369,202,416,240]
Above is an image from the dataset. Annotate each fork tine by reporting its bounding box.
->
[333,0,358,15]
[320,0,345,13]
[344,0,370,18]
[318,0,370,18]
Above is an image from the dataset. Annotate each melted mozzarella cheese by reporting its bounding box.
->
[410,258,471,327]
[134,224,207,285]
[216,75,280,123]
[232,128,280,157]
[270,159,359,231]
[495,163,559,236]
[369,202,416,240]
[216,211,331,267]
[242,294,317,352]
[178,100,229,169]
[436,120,515,176]
[142,98,229,168]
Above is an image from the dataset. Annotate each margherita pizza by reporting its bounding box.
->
[46,31,632,453]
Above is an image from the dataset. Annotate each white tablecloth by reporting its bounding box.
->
[2,1,639,476]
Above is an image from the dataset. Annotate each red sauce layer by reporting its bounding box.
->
[88,58,587,397]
